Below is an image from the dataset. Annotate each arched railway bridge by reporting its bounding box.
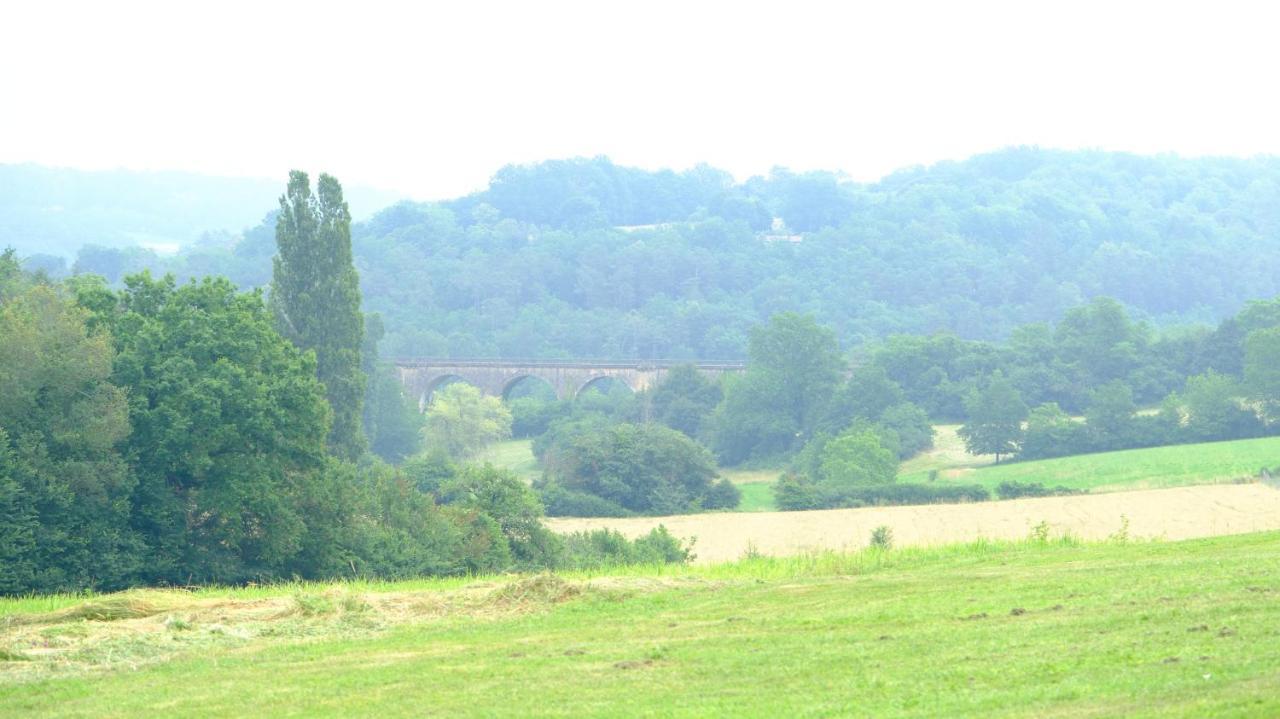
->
[395,358,747,407]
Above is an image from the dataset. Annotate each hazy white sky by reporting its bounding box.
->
[3,0,1278,199]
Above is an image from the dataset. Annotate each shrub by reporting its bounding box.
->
[702,479,742,510]
[537,423,721,515]
[557,526,692,569]
[869,525,893,549]
[776,481,989,511]
[835,483,989,507]
[773,472,820,511]
[996,481,1084,499]
[879,402,935,458]
[540,483,633,517]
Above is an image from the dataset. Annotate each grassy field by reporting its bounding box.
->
[720,467,779,511]
[899,423,996,478]
[3,532,1279,717]
[476,439,542,482]
[904,435,1280,493]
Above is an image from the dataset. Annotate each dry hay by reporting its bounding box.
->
[0,575,677,682]
[545,483,1280,564]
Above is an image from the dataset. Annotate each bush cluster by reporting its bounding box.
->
[775,475,989,511]
[995,481,1084,499]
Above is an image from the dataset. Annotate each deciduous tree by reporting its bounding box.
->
[958,372,1027,462]
[423,383,513,459]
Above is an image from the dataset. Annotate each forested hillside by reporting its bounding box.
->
[42,148,1280,359]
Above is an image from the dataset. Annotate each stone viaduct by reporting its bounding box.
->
[394,358,747,408]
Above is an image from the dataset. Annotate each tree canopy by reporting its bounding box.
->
[271,171,367,460]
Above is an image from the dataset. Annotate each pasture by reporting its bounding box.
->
[3,532,1279,717]
[919,435,1280,493]
[476,438,542,482]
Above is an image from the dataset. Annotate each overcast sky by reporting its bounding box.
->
[3,0,1278,199]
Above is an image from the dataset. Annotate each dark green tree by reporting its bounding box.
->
[708,313,844,464]
[647,364,723,438]
[538,423,736,515]
[818,428,898,488]
[878,402,935,458]
[1084,381,1137,451]
[270,171,367,460]
[0,283,141,593]
[958,372,1028,463]
[1179,371,1261,441]
[1245,327,1280,419]
[821,365,906,433]
[1020,402,1085,460]
[87,273,335,584]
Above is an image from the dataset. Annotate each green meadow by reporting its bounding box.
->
[3,532,1279,717]
[908,435,1280,493]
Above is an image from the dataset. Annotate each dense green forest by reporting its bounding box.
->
[56,148,1280,359]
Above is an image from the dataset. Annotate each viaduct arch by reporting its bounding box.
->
[395,358,746,407]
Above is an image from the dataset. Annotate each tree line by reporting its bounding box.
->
[495,301,1280,514]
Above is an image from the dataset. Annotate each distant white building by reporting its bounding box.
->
[761,217,802,243]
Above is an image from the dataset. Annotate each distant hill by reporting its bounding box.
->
[0,164,402,259]
[12,149,1280,359]
[349,149,1280,357]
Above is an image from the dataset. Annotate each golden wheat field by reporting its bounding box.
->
[546,483,1280,563]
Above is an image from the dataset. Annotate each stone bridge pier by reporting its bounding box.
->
[394,359,746,408]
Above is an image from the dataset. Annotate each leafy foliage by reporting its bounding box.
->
[647,364,723,438]
[87,273,334,584]
[270,171,367,460]
[958,372,1027,462]
[423,383,513,459]
[707,313,844,464]
[0,281,139,593]
[537,423,735,515]
[556,526,693,569]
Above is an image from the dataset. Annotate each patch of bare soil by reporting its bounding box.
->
[545,483,1280,563]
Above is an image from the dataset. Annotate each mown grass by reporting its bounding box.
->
[476,439,543,482]
[3,531,1279,717]
[720,467,779,512]
[903,435,1280,493]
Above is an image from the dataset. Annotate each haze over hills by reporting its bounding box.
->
[0,164,403,259]
[12,147,1280,358]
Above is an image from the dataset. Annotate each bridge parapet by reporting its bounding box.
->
[394,358,746,406]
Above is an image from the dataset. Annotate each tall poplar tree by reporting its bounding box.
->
[270,171,367,460]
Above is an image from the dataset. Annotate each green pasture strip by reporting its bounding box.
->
[476,439,542,482]
[734,481,778,512]
[3,532,1279,717]
[922,435,1280,493]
